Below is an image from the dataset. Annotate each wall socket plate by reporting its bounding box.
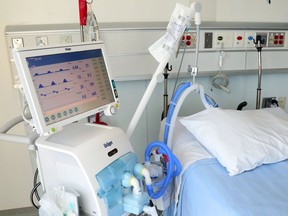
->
[36,36,48,46]
[262,97,277,108]
[12,38,24,48]
[262,97,286,109]
[60,35,72,44]
[278,97,286,109]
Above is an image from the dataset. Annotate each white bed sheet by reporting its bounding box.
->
[160,118,213,209]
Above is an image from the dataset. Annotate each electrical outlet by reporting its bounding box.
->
[262,97,277,108]
[60,35,72,44]
[12,38,24,48]
[36,36,48,46]
[204,32,213,48]
[278,97,286,109]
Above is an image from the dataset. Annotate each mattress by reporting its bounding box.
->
[177,158,288,216]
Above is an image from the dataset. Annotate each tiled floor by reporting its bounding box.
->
[0,207,38,216]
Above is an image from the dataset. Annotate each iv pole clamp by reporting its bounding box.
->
[253,35,265,109]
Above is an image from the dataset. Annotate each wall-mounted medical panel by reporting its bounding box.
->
[6,22,288,84]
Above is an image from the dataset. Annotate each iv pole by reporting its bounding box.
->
[254,35,265,109]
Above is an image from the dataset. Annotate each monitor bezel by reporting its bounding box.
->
[13,42,117,135]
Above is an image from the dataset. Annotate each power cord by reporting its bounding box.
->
[22,103,35,128]
[33,168,41,201]
[30,168,42,209]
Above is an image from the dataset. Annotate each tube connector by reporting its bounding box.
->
[134,163,152,185]
[122,172,141,195]
[131,177,141,195]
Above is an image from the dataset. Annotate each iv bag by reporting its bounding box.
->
[84,4,100,42]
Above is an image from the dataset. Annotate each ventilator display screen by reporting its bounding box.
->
[13,42,116,134]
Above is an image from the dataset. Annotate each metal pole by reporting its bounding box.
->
[80,25,85,42]
[256,48,262,109]
[254,35,265,109]
[163,69,168,119]
[162,63,172,120]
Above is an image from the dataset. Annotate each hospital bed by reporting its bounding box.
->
[165,106,288,216]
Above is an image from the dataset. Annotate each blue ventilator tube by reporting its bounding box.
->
[164,82,191,144]
[164,81,218,144]
[145,141,181,199]
[164,82,218,144]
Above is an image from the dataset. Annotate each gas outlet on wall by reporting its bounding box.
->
[234,32,245,48]
[245,32,255,48]
[214,31,234,48]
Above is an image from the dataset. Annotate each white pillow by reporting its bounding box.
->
[179,107,288,176]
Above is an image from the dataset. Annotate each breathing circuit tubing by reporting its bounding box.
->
[166,82,217,147]
[164,82,191,144]
[144,83,192,199]
[145,81,218,199]
[145,141,181,199]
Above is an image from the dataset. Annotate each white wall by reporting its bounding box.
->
[216,0,288,22]
[1,0,288,211]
